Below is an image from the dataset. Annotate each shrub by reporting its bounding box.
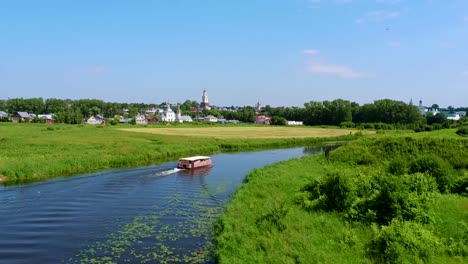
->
[456,126,468,137]
[369,221,442,264]
[297,171,358,213]
[340,121,355,128]
[299,172,435,225]
[408,155,455,193]
[387,158,408,175]
[452,175,468,195]
[329,143,377,165]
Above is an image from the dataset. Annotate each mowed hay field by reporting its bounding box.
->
[120,126,371,139]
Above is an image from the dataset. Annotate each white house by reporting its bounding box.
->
[203,115,218,122]
[446,113,461,121]
[145,108,159,116]
[161,105,176,122]
[37,114,55,124]
[135,114,148,125]
[0,111,7,119]
[177,115,193,123]
[287,121,303,126]
[86,115,104,125]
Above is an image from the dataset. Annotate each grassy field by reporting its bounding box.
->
[0,123,361,184]
[215,131,468,263]
[120,126,368,139]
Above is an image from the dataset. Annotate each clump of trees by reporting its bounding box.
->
[296,137,468,263]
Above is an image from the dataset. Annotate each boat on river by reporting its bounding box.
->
[177,156,212,170]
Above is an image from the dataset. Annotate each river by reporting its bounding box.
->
[0,147,321,263]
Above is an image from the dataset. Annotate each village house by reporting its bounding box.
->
[37,114,55,124]
[446,113,461,121]
[147,116,160,124]
[135,114,148,125]
[203,115,218,123]
[0,111,8,120]
[144,107,160,116]
[86,115,104,125]
[11,112,32,123]
[255,115,271,125]
[287,121,303,126]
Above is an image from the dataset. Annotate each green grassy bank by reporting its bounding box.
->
[0,123,360,185]
[215,131,468,263]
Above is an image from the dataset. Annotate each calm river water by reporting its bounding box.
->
[0,147,320,263]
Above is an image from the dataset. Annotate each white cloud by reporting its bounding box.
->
[306,61,364,78]
[387,41,401,47]
[462,70,468,76]
[355,10,400,23]
[303,49,320,55]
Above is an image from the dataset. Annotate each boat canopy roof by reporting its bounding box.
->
[179,156,211,161]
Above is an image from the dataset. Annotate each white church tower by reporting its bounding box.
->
[200,89,211,110]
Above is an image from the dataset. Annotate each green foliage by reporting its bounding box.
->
[369,221,442,264]
[270,116,286,126]
[0,124,357,184]
[298,172,436,225]
[340,121,355,128]
[456,127,468,137]
[215,134,468,263]
[387,157,408,175]
[408,155,455,193]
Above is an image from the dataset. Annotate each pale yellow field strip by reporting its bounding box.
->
[119,127,373,139]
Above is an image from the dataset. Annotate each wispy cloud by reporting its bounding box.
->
[303,49,320,55]
[462,70,468,76]
[82,66,106,74]
[355,10,400,23]
[307,62,364,78]
[387,41,401,47]
[303,49,364,78]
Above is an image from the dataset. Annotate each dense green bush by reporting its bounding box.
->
[387,157,408,175]
[298,172,436,225]
[340,121,355,128]
[408,155,455,193]
[456,126,468,137]
[369,221,442,264]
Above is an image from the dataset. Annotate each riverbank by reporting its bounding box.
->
[215,130,468,263]
[0,123,365,185]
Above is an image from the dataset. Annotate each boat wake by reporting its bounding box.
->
[152,168,183,177]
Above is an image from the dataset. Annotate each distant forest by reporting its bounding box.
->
[0,97,467,127]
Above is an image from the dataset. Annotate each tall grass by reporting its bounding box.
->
[0,123,359,184]
[215,131,468,263]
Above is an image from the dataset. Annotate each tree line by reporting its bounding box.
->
[0,97,466,126]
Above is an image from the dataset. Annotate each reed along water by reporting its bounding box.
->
[0,147,321,263]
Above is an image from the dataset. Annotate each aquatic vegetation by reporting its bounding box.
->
[66,180,230,263]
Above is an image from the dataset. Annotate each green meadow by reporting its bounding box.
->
[0,123,361,184]
[215,130,468,263]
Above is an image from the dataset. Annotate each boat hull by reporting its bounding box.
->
[177,159,212,170]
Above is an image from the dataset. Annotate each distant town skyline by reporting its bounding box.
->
[1,0,467,107]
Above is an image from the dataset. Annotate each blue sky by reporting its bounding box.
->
[1,0,467,107]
